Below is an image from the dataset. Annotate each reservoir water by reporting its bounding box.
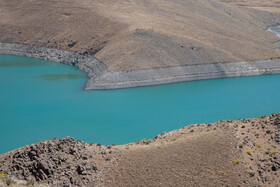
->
[0,54,280,154]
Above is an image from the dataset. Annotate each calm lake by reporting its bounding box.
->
[0,54,280,154]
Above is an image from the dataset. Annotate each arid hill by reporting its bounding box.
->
[1,0,280,72]
[0,113,279,186]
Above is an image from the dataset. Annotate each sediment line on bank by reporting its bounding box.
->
[88,59,280,89]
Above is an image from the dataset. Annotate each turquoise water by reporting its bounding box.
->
[0,55,280,154]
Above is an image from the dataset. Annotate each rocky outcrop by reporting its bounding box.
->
[0,137,112,186]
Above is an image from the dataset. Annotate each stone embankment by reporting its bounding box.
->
[89,59,280,89]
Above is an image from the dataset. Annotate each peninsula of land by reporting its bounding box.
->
[1,0,280,89]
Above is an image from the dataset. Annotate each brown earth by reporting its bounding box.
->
[0,113,279,186]
[1,0,280,71]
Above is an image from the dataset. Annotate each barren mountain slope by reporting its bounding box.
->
[1,0,280,71]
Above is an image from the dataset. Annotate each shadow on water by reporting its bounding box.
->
[36,74,86,81]
[0,55,47,68]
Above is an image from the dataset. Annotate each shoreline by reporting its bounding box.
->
[1,112,279,186]
[1,43,280,90]
[0,43,107,89]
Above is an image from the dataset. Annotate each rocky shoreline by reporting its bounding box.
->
[1,43,280,90]
[89,59,280,89]
[0,43,107,89]
[0,113,279,186]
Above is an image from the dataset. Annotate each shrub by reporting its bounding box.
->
[249,171,255,177]
[239,144,243,149]
[0,173,6,177]
[89,142,93,146]
[92,165,98,171]
[246,150,251,155]
[141,138,151,145]
[266,130,271,134]
[96,143,101,146]
[52,136,56,140]
[257,144,261,148]
[234,159,240,164]
[272,150,277,154]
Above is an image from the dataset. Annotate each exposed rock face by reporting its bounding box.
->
[0,137,110,186]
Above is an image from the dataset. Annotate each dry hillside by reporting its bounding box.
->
[1,0,280,71]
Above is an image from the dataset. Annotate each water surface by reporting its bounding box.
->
[0,55,280,154]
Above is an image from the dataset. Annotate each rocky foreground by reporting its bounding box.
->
[0,113,279,186]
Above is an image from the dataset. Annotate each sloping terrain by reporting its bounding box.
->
[0,113,279,186]
[1,0,280,72]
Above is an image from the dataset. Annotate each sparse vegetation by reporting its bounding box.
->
[26,179,35,186]
[52,136,57,140]
[234,159,240,164]
[141,138,151,145]
[1,176,16,186]
[249,171,255,177]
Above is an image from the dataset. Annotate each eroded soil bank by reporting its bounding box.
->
[0,113,279,186]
